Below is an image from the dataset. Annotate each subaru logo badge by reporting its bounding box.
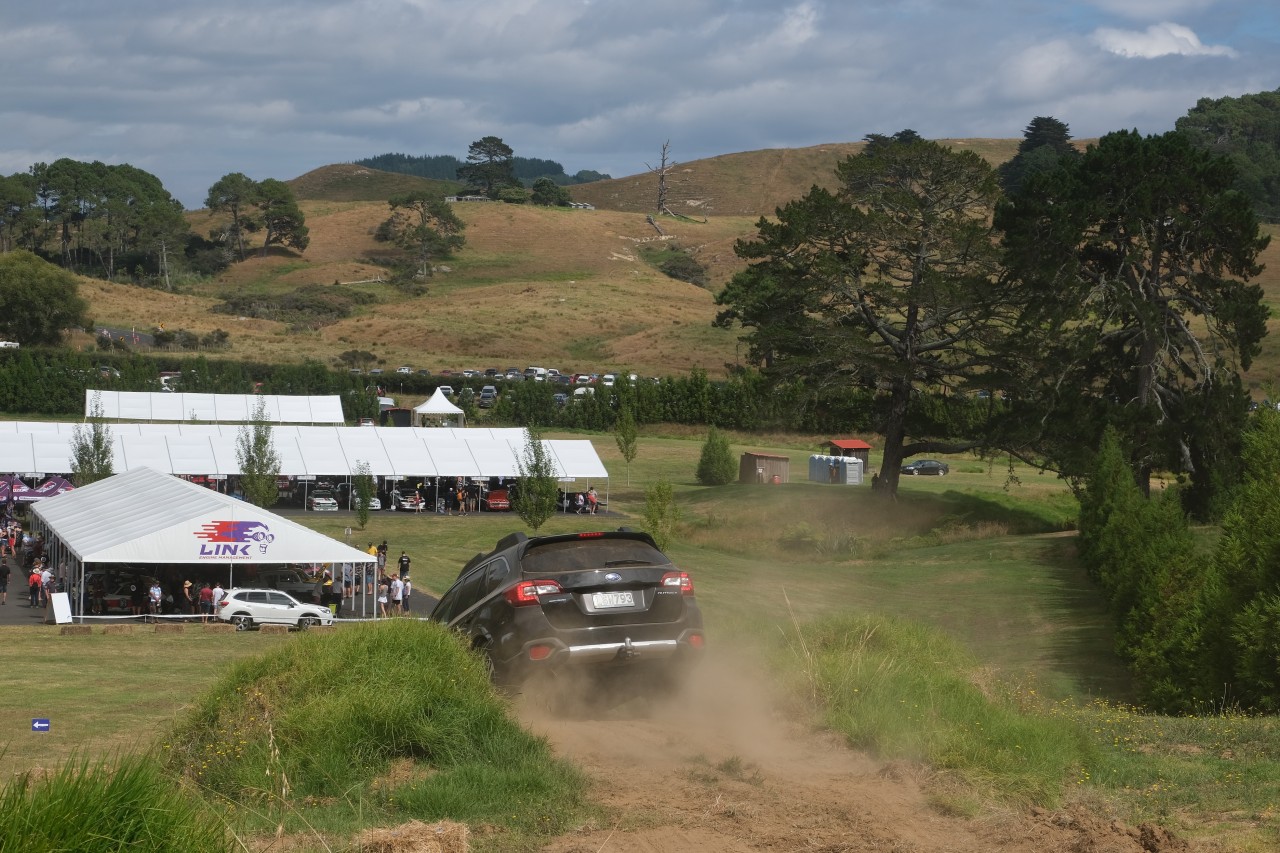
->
[604,572,622,582]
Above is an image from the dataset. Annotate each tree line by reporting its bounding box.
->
[1078,419,1280,713]
[0,349,379,422]
[0,162,312,287]
[355,151,609,187]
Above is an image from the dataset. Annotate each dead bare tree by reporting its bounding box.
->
[645,141,676,216]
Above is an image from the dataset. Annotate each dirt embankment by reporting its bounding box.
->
[517,649,1188,853]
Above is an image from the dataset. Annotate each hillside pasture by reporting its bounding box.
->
[73,144,1280,392]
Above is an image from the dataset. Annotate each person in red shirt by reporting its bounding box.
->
[198,582,214,623]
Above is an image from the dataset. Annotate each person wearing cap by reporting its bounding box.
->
[181,580,196,618]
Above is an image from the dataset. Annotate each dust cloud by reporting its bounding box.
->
[514,648,1188,853]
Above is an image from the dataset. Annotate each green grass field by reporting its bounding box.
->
[2,430,1278,850]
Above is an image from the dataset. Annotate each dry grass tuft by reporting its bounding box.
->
[354,819,470,853]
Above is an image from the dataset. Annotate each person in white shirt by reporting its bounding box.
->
[390,574,404,616]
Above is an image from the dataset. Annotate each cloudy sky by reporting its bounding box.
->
[3,0,1276,208]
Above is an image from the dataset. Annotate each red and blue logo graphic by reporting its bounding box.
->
[194,521,275,558]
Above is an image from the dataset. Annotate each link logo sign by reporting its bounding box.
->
[193,521,275,559]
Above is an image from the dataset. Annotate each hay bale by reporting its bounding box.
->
[259,624,290,635]
[155,623,185,634]
[59,625,93,636]
[355,820,469,853]
[203,623,235,633]
[102,625,135,635]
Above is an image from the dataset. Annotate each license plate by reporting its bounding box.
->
[591,591,634,609]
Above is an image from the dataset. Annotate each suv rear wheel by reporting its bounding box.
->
[230,614,254,631]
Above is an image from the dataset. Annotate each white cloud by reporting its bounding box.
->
[1092,22,1238,58]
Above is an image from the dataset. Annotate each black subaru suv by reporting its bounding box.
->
[429,530,704,686]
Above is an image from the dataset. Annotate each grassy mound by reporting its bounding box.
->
[0,754,231,853]
[782,614,1094,814]
[164,620,588,838]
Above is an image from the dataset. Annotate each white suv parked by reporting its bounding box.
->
[216,588,333,631]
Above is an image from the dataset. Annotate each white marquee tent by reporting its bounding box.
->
[0,423,608,480]
[31,467,376,567]
[412,388,464,427]
[86,390,346,424]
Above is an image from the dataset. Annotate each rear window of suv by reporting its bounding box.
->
[520,538,670,574]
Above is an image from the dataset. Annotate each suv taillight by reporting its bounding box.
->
[505,579,561,606]
[661,571,694,595]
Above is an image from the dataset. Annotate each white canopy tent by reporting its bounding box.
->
[30,467,376,618]
[86,390,346,424]
[32,466,376,566]
[412,388,464,427]
[0,423,606,480]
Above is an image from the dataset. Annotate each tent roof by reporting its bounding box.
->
[0,423,605,480]
[413,388,464,415]
[87,390,345,424]
[32,467,376,565]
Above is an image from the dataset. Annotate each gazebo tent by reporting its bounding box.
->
[413,388,465,427]
[30,467,376,614]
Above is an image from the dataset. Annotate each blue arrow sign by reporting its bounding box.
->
[32,718,50,732]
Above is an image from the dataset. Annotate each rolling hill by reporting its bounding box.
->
[75,143,1280,390]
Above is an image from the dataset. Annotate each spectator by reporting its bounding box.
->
[341,561,354,602]
[198,582,214,623]
[586,486,599,515]
[390,573,404,615]
[148,580,163,621]
[0,556,9,605]
[376,574,390,617]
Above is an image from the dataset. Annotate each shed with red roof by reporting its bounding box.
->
[826,439,872,471]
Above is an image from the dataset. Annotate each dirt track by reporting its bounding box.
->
[517,649,1188,853]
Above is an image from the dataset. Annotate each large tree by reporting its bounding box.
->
[253,179,309,256]
[205,172,259,260]
[997,116,1080,196]
[716,135,1007,496]
[1176,88,1280,222]
[384,191,466,277]
[456,136,516,197]
[996,129,1269,498]
[0,250,89,345]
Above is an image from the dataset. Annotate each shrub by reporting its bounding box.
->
[643,476,679,550]
[696,427,737,485]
